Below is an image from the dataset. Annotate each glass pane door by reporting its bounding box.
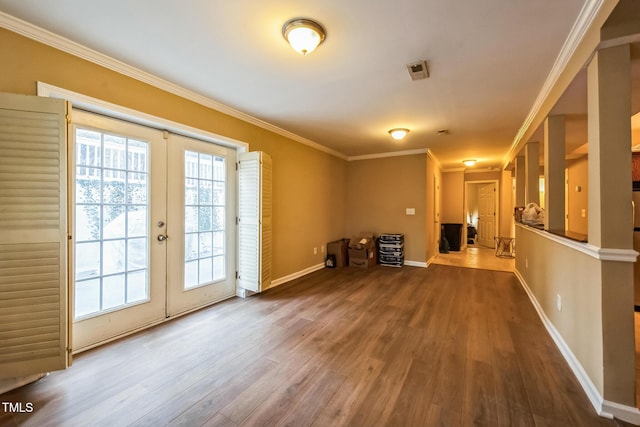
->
[72,110,167,351]
[184,151,227,289]
[74,129,150,318]
[166,134,236,316]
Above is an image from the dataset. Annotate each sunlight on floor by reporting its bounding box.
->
[430,246,514,273]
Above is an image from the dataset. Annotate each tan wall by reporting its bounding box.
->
[441,171,465,224]
[515,225,605,395]
[345,155,427,263]
[566,157,589,235]
[0,27,347,280]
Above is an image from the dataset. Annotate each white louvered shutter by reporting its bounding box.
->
[0,93,69,379]
[237,151,272,293]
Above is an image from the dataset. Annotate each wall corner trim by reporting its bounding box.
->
[513,269,608,419]
[269,263,326,289]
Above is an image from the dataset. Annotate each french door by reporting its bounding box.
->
[71,111,236,351]
[166,134,236,316]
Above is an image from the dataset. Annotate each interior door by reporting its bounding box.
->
[477,182,496,248]
[71,110,167,351]
[166,134,236,316]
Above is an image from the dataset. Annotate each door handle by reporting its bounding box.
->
[157,234,168,242]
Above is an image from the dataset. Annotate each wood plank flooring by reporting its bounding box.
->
[0,264,624,426]
[430,246,514,272]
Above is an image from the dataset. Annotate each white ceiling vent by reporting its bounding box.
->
[407,61,429,81]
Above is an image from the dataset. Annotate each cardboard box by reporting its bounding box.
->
[347,232,377,268]
[327,239,349,268]
[348,247,375,260]
[348,232,375,251]
[349,257,376,269]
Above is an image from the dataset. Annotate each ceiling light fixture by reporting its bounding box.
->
[388,128,410,140]
[282,18,326,55]
[463,159,476,167]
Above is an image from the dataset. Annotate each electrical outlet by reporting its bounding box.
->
[313,247,317,255]
[321,245,325,253]
[556,294,562,311]
[525,258,528,269]
[581,209,586,218]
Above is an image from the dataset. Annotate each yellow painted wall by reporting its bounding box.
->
[0,27,347,280]
[345,155,427,263]
[566,157,589,235]
[515,225,604,395]
[441,171,465,224]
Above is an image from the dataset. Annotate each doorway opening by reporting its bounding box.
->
[464,180,499,250]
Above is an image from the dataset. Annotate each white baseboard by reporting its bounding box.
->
[514,269,640,425]
[404,260,428,268]
[602,400,640,425]
[269,262,326,288]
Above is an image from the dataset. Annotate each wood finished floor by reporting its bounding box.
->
[0,264,623,426]
[430,246,514,273]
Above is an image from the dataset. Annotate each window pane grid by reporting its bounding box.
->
[184,151,226,289]
[74,127,150,319]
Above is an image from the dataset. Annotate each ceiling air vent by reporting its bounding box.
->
[407,60,429,81]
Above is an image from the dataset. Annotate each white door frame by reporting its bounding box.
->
[463,179,499,250]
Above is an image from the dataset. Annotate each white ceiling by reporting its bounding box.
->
[0,0,590,169]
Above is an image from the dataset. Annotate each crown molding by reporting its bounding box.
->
[502,0,614,169]
[426,149,442,170]
[0,11,348,161]
[464,168,501,174]
[348,148,428,162]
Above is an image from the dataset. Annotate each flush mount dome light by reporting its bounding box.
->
[388,128,409,140]
[463,159,476,167]
[282,18,326,55]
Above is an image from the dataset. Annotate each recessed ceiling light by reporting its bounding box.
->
[388,128,409,140]
[463,159,476,167]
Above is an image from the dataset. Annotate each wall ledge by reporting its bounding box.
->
[514,268,640,425]
[516,223,638,262]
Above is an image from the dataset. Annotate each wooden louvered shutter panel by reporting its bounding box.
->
[237,151,272,293]
[0,93,69,379]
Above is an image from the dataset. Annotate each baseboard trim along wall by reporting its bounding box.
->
[514,269,640,425]
[404,260,428,268]
[269,263,326,289]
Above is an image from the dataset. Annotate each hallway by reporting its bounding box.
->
[430,246,514,273]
